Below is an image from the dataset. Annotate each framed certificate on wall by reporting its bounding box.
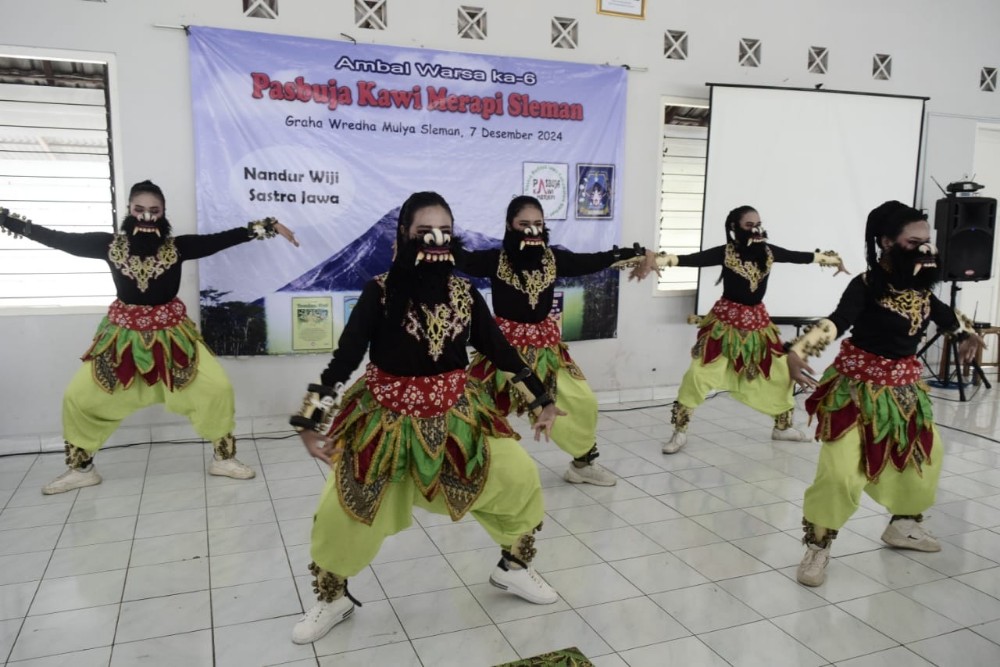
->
[291,296,334,351]
[597,0,645,19]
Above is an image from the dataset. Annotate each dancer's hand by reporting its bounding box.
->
[787,351,819,389]
[629,250,662,282]
[959,332,986,364]
[274,222,300,247]
[533,404,567,442]
[299,430,338,465]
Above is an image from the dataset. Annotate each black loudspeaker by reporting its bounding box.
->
[934,196,997,281]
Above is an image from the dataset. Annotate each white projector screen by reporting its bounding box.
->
[696,84,926,320]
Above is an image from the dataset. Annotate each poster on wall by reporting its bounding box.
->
[291,296,334,351]
[576,164,615,219]
[597,0,646,19]
[187,26,627,355]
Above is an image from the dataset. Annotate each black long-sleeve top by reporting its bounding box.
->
[321,275,548,399]
[678,244,814,306]
[456,247,622,323]
[0,214,253,306]
[826,274,960,359]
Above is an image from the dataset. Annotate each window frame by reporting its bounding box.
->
[653,94,710,298]
[0,43,124,317]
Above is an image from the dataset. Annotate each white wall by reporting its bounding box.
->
[2,0,999,448]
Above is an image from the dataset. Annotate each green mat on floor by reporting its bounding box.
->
[494,647,593,667]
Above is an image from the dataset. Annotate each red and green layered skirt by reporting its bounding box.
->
[469,315,585,416]
[83,298,202,394]
[692,298,785,380]
[806,339,934,481]
[330,363,518,524]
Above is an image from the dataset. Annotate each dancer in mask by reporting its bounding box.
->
[0,180,298,493]
[291,192,562,644]
[658,205,848,454]
[787,201,983,587]
[456,195,658,487]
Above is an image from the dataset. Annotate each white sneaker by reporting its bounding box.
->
[209,457,256,480]
[662,431,687,454]
[771,427,811,442]
[291,597,355,644]
[881,518,941,552]
[41,466,102,495]
[564,462,617,486]
[489,563,559,604]
[796,543,830,587]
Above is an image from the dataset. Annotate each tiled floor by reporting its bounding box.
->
[3,389,1000,666]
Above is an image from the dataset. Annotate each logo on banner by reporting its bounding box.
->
[576,164,615,219]
[551,290,564,319]
[522,162,568,220]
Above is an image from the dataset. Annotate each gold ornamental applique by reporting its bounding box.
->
[497,248,556,309]
[108,234,178,292]
[404,277,473,361]
[724,243,773,292]
[878,286,931,336]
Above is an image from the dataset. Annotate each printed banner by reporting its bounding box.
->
[188,26,626,355]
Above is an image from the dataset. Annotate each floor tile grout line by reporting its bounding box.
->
[508,396,984,664]
[540,434,996,663]
[394,513,468,665]
[189,441,220,667]
[0,462,32,513]
[264,434,323,666]
[522,437,701,662]
[107,433,154,662]
[3,445,122,664]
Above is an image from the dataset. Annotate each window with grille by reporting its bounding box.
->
[664,30,688,61]
[873,53,892,80]
[658,101,709,292]
[458,6,486,40]
[739,38,761,67]
[243,0,278,19]
[981,67,997,92]
[551,17,578,49]
[0,56,116,309]
[356,0,387,30]
[808,46,828,74]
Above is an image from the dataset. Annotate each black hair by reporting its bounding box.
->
[395,191,453,244]
[128,180,165,209]
[864,200,928,297]
[506,196,543,227]
[724,205,757,241]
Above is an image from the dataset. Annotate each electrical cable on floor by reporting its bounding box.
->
[598,402,669,413]
[927,387,984,402]
[597,390,730,413]
[933,422,1000,446]
[0,431,301,459]
[597,379,821,414]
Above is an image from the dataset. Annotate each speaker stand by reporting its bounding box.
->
[917,281,990,401]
